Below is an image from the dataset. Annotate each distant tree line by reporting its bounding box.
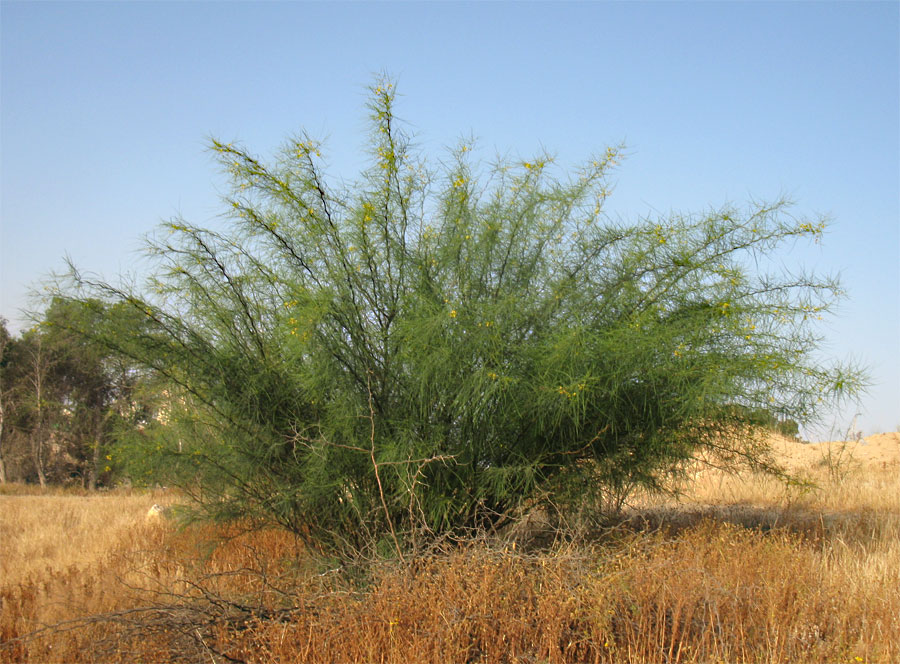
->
[0,301,162,488]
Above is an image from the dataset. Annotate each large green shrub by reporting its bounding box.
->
[56,80,862,555]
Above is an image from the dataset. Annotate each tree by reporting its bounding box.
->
[54,79,864,555]
[39,299,120,488]
[36,298,151,488]
[0,318,12,483]
[18,329,55,487]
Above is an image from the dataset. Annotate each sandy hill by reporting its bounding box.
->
[769,431,900,472]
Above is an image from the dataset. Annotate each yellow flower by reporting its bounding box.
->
[449,310,457,318]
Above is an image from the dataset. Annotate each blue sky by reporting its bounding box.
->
[1,1,897,437]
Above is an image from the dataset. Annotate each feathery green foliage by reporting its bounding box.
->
[55,79,862,555]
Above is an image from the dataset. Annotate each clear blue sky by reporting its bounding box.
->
[1,1,897,437]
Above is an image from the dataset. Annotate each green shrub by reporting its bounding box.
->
[55,78,863,556]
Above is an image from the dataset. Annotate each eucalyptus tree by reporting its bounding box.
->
[55,79,862,555]
[38,298,146,489]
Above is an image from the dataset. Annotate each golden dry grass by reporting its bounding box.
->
[1,434,899,663]
[0,486,176,588]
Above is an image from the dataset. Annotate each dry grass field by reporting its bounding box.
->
[1,433,898,663]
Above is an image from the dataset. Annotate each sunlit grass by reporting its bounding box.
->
[2,435,898,663]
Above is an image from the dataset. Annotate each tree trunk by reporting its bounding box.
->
[32,427,47,489]
[29,337,50,489]
[88,438,99,491]
[0,334,7,484]
[0,399,6,484]
[87,421,101,491]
